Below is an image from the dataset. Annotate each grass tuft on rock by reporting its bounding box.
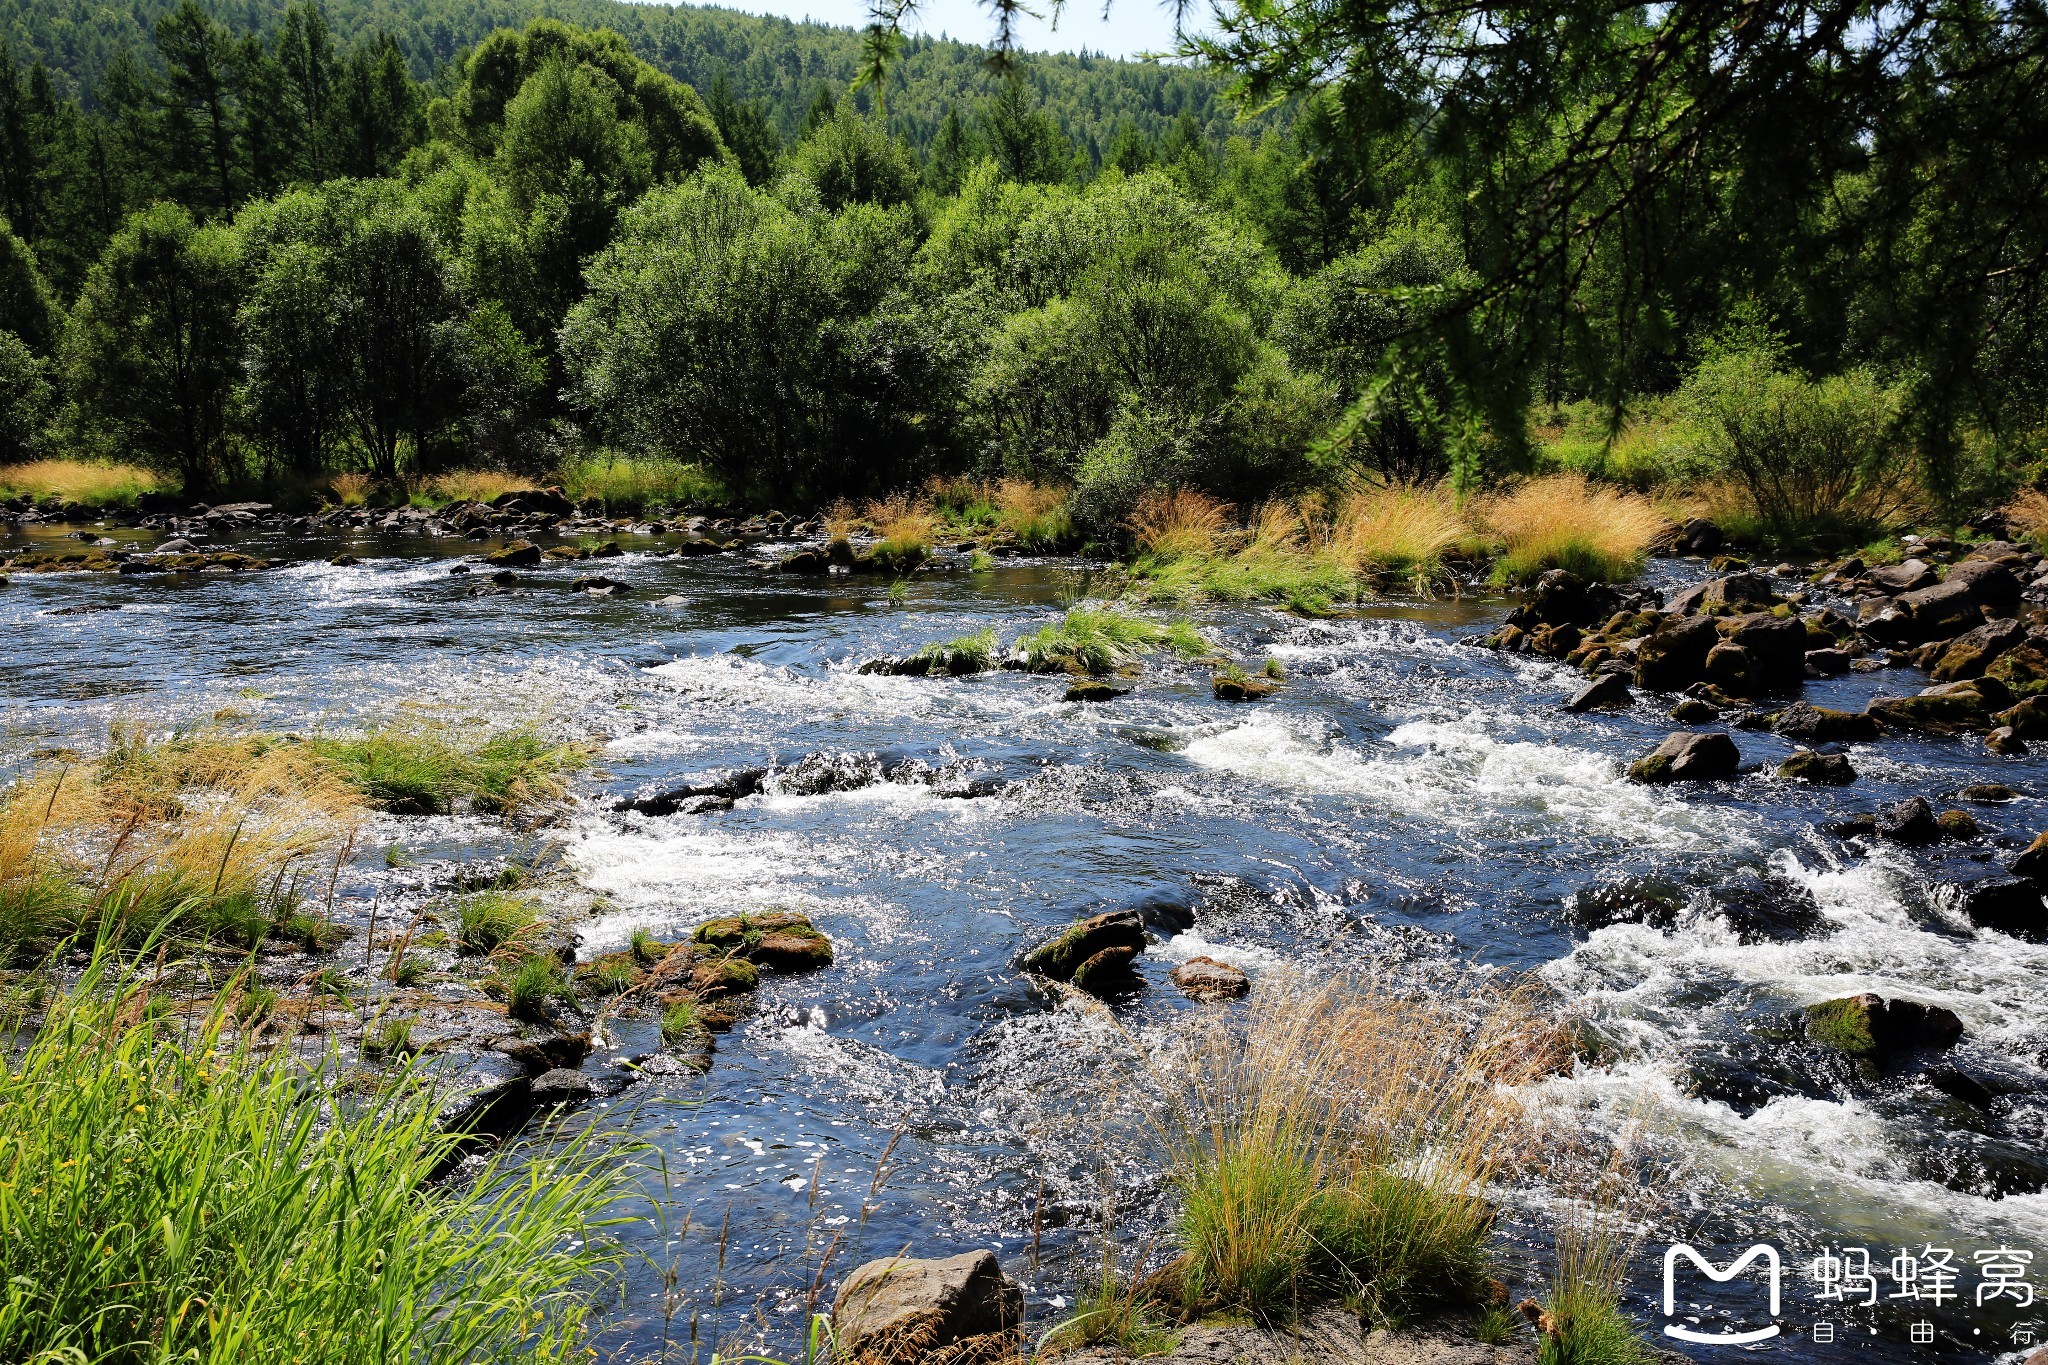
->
[0,949,626,1363]
[457,891,538,955]
[1017,609,1209,676]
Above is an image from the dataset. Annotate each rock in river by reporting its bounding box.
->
[1806,993,1963,1063]
[1171,955,1249,1001]
[832,1251,1023,1365]
[1778,749,1857,784]
[1021,909,1146,984]
[1563,673,1633,712]
[1627,731,1740,783]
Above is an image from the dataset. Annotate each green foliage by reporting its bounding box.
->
[456,889,537,955]
[0,328,54,461]
[0,951,625,1362]
[659,995,706,1046]
[1680,329,1915,551]
[503,950,571,1020]
[788,99,918,211]
[627,925,661,964]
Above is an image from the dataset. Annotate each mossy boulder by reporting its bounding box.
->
[1064,680,1127,702]
[1772,702,1880,743]
[1021,910,1146,982]
[484,541,542,567]
[1070,943,1140,989]
[691,911,833,973]
[1865,681,2005,734]
[1778,749,1857,784]
[1627,731,1740,783]
[689,956,759,998]
[1805,993,1963,1062]
[1213,674,1278,702]
[1634,616,1720,691]
[1986,642,2048,699]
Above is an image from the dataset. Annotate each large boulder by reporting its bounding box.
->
[1865,680,2005,734]
[484,540,543,567]
[1778,750,1857,784]
[1627,731,1740,783]
[1929,619,2026,681]
[1945,559,2023,617]
[1986,641,2048,699]
[1563,673,1633,712]
[1994,695,2048,738]
[1634,616,1720,691]
[1870,579,1985,644]
[1873,796,1943,846]
[832,1251,1023,1365]
[1867,559,1937,593]
[1525,569,1622,628]
[1958,878,2047,939]
[1716,612,1807,694]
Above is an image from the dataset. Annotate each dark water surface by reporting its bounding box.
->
[7,522,2048,1362]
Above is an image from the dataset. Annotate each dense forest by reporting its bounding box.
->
[2,0,2044,550]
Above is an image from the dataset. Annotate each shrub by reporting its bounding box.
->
[1680,337,1915,551]
[457,891,537,955]
[0,954,625,1362]
[1480,474,1668,585]
[1016,609,1209,675]
[328,471,371,506]
[0,458,165,508]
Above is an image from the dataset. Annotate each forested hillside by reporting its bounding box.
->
[0,0,1252,156]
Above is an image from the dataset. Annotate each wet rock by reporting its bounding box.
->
[1564,673,1633,711]
[484,540,542,567]
[1522,569,1623,628]
[1634,616,1720,691]
[154,537,198,554]
[832,1251,1023,1365]
[1715,613,1807,694]
[1669,697,1719,723]
[329,553,359,567]
[771,750,885,795]
[1994,694,2048,737]
[1064,680,1127,702]
[2008,830,2048,881]
[1874,796,1944,846]
[490,487,574,515]
[688,956,760,999]
[1771,702,1880,743]
[528,1069,598,1107]
[778,548,828,573]
[1874,579,1986,644]
[1021,910,1147,981]
[1778,749,1857,784]
[1986,641,2048,698]
[1709,868,1827,940]
[1958,878,2046,938]
[1627,731,1740,783]
[692,911,834,972]
[1568,879,1683,932]
[488,1029,593,1073]
[1213,674,1278,701]
[1171,955,1250,1001]
[1937,809,1981,840]
[1865,680,2004,734]
[1805,993,1963,1062]
[1805,648,1853,676]
[1988,727,2029,756]
[1070,943,1140,989]
[613,769,767,816]
[1958,783,2019,803]
[1929,619,2025,680]
[1700,572,1780,614]
[569,575,630,596]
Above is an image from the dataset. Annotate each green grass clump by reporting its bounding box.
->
[504,954,573,1022]
[1129,547,1355,616]
[0,951,625,1363]
[1017,609,1209,676]
[628,927,662,965]
[588,959,636,995]
[307,725,590,817]
[232,982,280,1026]
[1538,1197,1656,1365]
[554,454,724,513]
[660,996,707,1046]
[362,1014,414,1058]
[904,627,1001,676]
[456,891,538,955]
[388,952,430,986]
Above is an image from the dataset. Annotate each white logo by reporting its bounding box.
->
[1663,1243,1784,1344]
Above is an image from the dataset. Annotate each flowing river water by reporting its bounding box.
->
[7,520,2048,1362]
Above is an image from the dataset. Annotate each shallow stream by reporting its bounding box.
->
[7,521,2048,1361]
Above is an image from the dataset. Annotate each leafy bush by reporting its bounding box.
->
[1680,333,1915,551]
[0,953,624,1362]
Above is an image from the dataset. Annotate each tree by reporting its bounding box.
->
[978,78,1069,185]
[154,0,241,215]
[62,203,241,492]
[706,70,781,187]
[0,219,60,353]
[0,329,54,461]
[789,101,918,212]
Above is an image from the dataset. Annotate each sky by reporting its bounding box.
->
[695,0,1201,60]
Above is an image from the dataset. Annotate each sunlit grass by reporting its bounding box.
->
[305,723,592,816]
[862,492,943,572]
[1480,473,1669,585]
[555,454,724,513]
[327,471,371,506]
[1016,608,1209,675]
[0,947,628,1363]
[420,470,529,504]
[0,458,165,508]
[1326,483,1468,576]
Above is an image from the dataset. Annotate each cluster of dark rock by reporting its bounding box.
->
[1016,907,1251,1002]
[613,750,1010,818]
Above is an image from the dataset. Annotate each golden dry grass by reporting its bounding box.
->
[328,472,372,506]
[1479,474,1670,585]
[863,492,943,558]
[0,459,164,506]
[1326,483,1469,574]
[0,727,366,957]
[2006,489,2048,545]
[1131,489,1234,560]
[1151,972,1569,1319]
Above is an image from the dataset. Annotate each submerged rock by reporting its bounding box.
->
[832,1251,1023,1365]
[1563,673,1633,712]
[1171,955,1250,1001]
[528,1068,598,1107]
[1627,731,1740,783]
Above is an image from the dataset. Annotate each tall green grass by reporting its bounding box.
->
[0,949,629,1363]
[0,458,167,509]
[307,725,591,816]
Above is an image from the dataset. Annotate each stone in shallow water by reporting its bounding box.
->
[1778,749,1856,785]
[1627,730,1740,783]
[1171,955,1249,1002]
[832,1251,1022,1365]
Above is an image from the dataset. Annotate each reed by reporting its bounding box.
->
[328,471,372,506]
[421,469,528,504]
[0,458,165,508]
[0,948,628,1363]
[993,479,1074,550]
[1152,974,1567,1323]
[1480,474,1669,585]
[1131,488,1233,559]
[1534,1160,1656,1365]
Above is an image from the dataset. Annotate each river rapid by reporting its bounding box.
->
[7,519,2048,1363]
